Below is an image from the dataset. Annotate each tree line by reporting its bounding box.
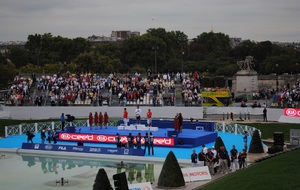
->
[0,28,299,89]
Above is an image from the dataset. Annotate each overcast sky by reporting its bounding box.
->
[0,0,299,42]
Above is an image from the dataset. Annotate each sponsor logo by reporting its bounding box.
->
[89,148,101,152]
[58,146,67,151]
[60,133,94,141]
[73,147,84,151]
[44,144,53,150]
[96,135,107,142]
[124,149,129,155]
[284,108,300,117]
[189,171,209,176]
[34,144,40,149]
[107,149,118,154]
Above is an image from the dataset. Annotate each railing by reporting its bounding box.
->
[214,122,259,137]
[5,120,118,137]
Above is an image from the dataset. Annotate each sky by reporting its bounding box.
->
[0,0,299,42]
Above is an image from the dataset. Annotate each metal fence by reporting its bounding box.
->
[5,120,118,137]
[214,122,259,137]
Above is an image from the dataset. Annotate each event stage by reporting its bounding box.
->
[57,120,217,148]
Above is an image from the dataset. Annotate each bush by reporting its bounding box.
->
[157,151,185,188]
[93,168,113,190]
[249,130,264,153]
[214,136,226,152]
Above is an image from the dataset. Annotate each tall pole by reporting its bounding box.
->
[181,51,184,73]
[152,46,159,75]
[276,64,279,91]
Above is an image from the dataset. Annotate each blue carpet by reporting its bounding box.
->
[0,132,251,160]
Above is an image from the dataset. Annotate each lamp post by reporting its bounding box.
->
[296,63,299,82]
[152,46,159,75]
[181,51,184,73]
[276,64,279,91]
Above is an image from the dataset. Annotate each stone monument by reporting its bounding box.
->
[234,56,258,95]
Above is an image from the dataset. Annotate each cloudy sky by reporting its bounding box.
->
[0,0,299,42]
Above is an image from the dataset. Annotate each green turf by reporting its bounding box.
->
[200,148,300,190]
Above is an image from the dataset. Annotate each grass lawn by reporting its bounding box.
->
[240,122,300,141]
[200,148,300,190]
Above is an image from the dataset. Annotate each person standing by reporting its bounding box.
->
[99,112,103,129]
[201,144,208,166]
[115,133,121,148]
[230,145,239,171]
[177,113,183,133]
[47,128,53,144]
[60,113,65,131]
[146,109,152,127]
[174,113,179,132]
[136,133,142,149]
[104,112,109,129]
[238,149,247,169]
[123,108,129,127]
[206,148,215,175]
[52,129,58,144]
[191,149,198,167]
[88,112,93,130]
[41,128,46,144]
[243,131,248,151]
[94,112,98,129]
[218,146,229,174]
[26,131,34,143]
[149,132,154,155]
[127,132,134,148]
[144,132,149,155]
[263,108,267,122]
[135,105,142,124]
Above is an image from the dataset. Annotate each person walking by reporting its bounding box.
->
[230,145,239,171]
[60,113,65,131]
[174,113,179,132]
[147,109,152,127]
[191,150,198,167]
[104,112,109,129]
[123,108,129,127]
[135,105,142,124]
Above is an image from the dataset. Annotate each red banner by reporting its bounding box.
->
[284,108,300,117]
[59,133,174,146]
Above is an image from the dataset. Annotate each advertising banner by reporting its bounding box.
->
[181,166,211,182]
[128,182,153,190]
[58,133,175,146]
[284,108,300,117]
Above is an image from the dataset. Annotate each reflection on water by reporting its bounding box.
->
[21,154,156,184]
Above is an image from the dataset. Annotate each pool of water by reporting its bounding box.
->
[0,152,190,190]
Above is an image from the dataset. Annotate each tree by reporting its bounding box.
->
[0,62,17,89]
[93,168,113,190]
[249,130,264,153]
[157,151,185,188]
[214,136,226,152]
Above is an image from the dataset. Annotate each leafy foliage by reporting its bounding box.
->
[157,151,185,188]
[214,136,226,152]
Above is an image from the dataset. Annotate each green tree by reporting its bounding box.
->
[93,168,113,190]
[249,130,264,153]
[7,45,29,68]
[157,151,185,188]
[0,62,17,89]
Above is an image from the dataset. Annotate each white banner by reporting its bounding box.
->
[128,182,153,190]
[182,166,212,182]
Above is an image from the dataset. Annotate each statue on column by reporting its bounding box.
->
[237,56,255,70]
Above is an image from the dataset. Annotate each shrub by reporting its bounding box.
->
[93,168,113,190]
[249,130,264,153]
[157,151,185,188]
